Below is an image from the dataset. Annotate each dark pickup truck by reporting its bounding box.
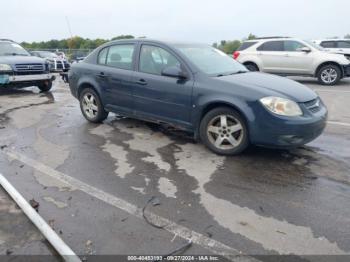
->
[0,39,54,92]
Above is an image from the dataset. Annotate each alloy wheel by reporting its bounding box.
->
[321,68,338,84]
[207,114,244,150]
[82,93,98,119]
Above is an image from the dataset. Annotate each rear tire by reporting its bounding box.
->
[79,88,108,123]
[199,107,249,155]
[317,64,341,86]
[38,80,52,92]
[244,63,259,72]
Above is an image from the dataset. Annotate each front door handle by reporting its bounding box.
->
[135,79,147,85]
[96,72,106,78]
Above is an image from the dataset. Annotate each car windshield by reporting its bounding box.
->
[39,51,58,58]
[304,40,324,51]
[0,42,30,56]
[175,44,248,76]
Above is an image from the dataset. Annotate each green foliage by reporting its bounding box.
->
[111,35,134,40]
[213,34,259,54]
[21,35,135,50]
[247,33,257,40]
[218,40,241,54]
[21,33,260,55]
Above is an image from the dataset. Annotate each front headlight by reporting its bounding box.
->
[260,96,303,116]
[0,64,12,71]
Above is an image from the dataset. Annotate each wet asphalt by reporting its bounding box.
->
[0,76,349,261]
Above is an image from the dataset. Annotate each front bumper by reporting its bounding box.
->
[342,64,350,77]
[9,74,53,82]
[249,100,328,147]
[0,73,54,87]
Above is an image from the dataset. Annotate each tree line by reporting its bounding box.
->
[21,35,135,50]
[21,33,350,54]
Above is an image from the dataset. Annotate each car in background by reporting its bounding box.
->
[71,56,86,64]
[55,51,67,60]
[0,39,54,92]
[313,39,350,60]
[234,37,350,85]
[68,39,327,155]
[31,50,70,72]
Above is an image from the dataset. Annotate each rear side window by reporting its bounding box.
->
[284,41,306,51]
[320,41,336,48]
[337,41,350,48]
[237,41,257,51]
[105,44,134,70]
[97,47,108,64]
[257,41,283,51]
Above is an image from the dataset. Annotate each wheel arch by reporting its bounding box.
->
[195,100,254,141]
[243,61,259,71]
[315,61,344,78]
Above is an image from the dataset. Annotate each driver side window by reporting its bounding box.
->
[284,41,306,52]
[139,45,181,75]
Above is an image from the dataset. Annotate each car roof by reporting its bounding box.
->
[0,39,16,43]
[243,37,297,42]
[315,39,349,42]
[107,38,208,47]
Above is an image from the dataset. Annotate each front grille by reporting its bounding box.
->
[15,63,44,72]
[303,98,321,113]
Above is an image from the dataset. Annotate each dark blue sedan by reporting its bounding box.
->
[68,39,327,155]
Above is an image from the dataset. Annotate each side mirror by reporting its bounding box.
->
[161,66,187,79]
[298,47,311,53]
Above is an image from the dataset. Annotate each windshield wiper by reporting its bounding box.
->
[216,70,248,77]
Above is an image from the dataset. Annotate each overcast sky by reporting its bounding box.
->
[3,0,350,44]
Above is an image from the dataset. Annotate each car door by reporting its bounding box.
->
[282,40,314,74]
[336,41,350,55]
[131,44,194,128]
[320,41,337,53]
[95,44,135,115]
[256,41,286,73]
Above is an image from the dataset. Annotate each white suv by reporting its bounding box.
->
[313,39,350,59]
[234,37,350,85]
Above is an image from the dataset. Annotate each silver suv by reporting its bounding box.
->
[234,37,350,85]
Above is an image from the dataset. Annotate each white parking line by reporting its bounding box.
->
[4,150,258,262]
[327,121,350,127]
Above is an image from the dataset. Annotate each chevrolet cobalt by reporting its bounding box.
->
[68,39,327,155]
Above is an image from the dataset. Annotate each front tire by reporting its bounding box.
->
[38,80,52,92]
[79,88,108,123]
[317,64,341,86]
[199,107,249,155]
[244,63,259,72]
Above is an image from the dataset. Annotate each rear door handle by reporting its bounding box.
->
[135,79,147,85]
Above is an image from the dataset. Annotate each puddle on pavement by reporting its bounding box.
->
[43,196,68,209]
[2,84,350,255]
[87,117,349,255]
[158,177,177,198]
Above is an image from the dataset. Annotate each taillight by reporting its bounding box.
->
[233,51,240,60]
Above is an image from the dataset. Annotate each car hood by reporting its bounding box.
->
[0,55,45,64]
[217,72,317,102]
[318,51,350,64]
